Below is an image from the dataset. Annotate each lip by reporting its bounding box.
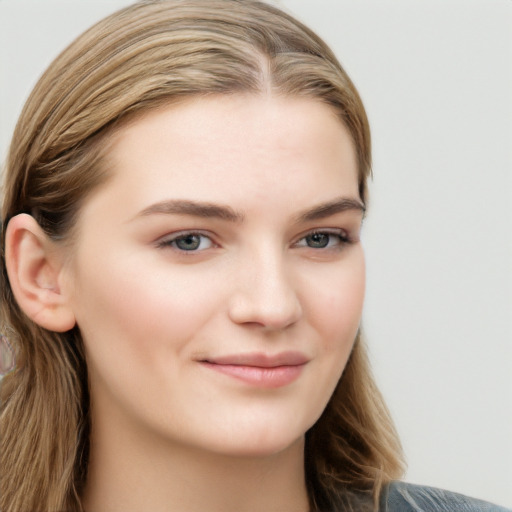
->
[198,351,309,389]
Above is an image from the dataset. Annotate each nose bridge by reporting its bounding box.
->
[228,242,302,329]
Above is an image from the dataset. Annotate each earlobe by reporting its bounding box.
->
[5,214,76,333]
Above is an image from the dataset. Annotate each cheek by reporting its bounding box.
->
[305,252,365,353]
[69,250,223,369]
[295,253,365,428]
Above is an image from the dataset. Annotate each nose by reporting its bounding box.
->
[227,249,303,331]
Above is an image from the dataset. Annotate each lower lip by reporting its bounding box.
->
[200,362,305,388]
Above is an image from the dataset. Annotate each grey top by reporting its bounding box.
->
[381,482,511,512]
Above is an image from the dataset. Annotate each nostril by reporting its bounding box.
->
[227,288,302,330]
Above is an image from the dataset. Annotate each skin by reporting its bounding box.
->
[57,94,366,512]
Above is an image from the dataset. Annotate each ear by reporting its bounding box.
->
[5,214,76,332]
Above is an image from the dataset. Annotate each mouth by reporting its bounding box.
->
[198,352,309,389]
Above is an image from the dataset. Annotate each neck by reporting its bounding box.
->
[82,415,310,512]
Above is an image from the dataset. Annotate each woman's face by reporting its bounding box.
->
[64,94,366,457]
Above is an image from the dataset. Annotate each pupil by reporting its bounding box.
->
[176,235,200,250]
[308,233,329,248]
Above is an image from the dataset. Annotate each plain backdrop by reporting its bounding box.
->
[1,0,511,508]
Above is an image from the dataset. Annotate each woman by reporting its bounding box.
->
[0,1,509,511]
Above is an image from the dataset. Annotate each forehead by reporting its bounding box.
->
[113,95,355,184]
[82,94,360,223]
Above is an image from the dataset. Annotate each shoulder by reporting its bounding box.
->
[380,481,511,512]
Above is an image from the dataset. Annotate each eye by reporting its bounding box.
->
[157,232,214,252]
[295,230,349,249]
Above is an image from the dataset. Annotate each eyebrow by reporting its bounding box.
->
[295,197,366,222]
[137,199,244,222]
[135,196,365,223]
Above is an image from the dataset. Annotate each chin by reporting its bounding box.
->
[213,438,304,459]
[196,421,308,459]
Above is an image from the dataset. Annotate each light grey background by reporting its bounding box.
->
[1,0,511,507]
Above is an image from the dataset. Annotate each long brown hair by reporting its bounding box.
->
[0,1,404,510]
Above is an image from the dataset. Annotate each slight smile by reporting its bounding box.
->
[199,352,309,389]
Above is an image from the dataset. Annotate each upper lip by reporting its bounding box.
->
[200,351,309,368]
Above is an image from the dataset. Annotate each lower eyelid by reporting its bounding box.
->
[297,230,349,243]
[156,232,214,250]
[155,229,355,250]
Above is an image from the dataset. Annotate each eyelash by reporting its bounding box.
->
[156,231,215,252]
[294,229,351,250]
[156,229,352,253]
